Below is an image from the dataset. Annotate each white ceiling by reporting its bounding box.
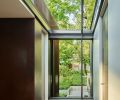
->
[0,0,34,18]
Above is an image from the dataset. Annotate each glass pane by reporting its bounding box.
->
[44,0,81,30]
[58,40,92,98]
[27,0,96,31]
[43,0,96,30]
[49,40,93,98]
[82,40,92,98]
[25,0,96,31]
[84,0,96,30]
[59,40,81,97]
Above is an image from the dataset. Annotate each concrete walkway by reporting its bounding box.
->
[67,86,90,98]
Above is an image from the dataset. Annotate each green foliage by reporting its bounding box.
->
[45,0,96,29]
[45,0,81,29]
[84,0,96,29]
[83,40,91,66]
[59,66,87,90]
[44,0,94,93]
[59,40,90,67]
[59,92,67,97]
[59,40,90,90]
[59,40,81,66]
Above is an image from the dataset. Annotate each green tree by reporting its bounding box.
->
[59,40,90,67]
[83,40,90,66]
[84,0,96,29]
[45,0,81,29]
[45,0,95,29]
[59,40,74,66]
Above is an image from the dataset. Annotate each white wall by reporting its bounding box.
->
[108,0,120,100]
[93,17,103,100]
[35,20,49,100]
[35,20,43,100]
[94,0,120,99]
[0,0,33,18]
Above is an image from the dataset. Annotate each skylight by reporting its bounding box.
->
[44,0,96,30]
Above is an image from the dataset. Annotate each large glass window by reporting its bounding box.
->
[51,40,93,98]
[44,0,96,30]
[24,0,96,31]
[59,40,82,97]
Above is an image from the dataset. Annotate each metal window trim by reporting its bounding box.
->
[22,0,50,34]
[90,0,98,29]
[100,0,108,17]
[49,33,93,40]
[23,0,105,36]
[81,0,84,98]
[91,0,104,33]
[49,30,92,34]
[90,40,94,97]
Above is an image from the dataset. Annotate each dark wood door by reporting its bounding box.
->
[0,18,34,100]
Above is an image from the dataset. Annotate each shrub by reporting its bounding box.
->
[59,92,67,97]
[59,65,87,90]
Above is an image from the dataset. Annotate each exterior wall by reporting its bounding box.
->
[93,18,102,100]
[108,0,120,99]
[0,18,34,100]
